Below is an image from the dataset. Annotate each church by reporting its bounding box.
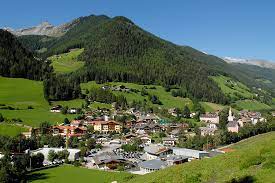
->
[227,108,240,133]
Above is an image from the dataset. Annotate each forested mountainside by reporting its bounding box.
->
[0,30,81,101]
[17,15,227,103]
[0,30,52,80]
[13,15,275,103]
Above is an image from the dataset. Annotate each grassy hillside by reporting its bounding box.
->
[0,123,28,137]
[81,81,193,109]
[29,165,136,183]
[200,102,226,112]
[211,75,254,101]
[125,132,275,183]
[48,48,85,74]
[0,77,77,126]
[234,100,272,111]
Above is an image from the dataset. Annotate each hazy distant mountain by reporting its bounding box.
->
[4,20,79,37]
[223,57,275,69]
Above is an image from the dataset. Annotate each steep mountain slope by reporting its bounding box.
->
[0,30,51,80]
[224,57,275,69]
[76,16,230,103]
[5,19,79,37]
[18,15,110,56]
[18,15,228,103]
[15,15,275,104]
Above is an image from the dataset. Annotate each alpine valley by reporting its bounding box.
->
[1,14,275,183]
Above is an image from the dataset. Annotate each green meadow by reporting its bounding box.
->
[0,77,77,127]
[234,99,272,111]
[200,102,226,112]
[211,75,254,100]
[0,123,28,137]
[49,48,85,74]
[29,165,136,183]
[81,81,193,109]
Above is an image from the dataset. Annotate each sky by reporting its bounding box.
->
[1,0,275,60]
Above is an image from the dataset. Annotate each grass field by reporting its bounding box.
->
[200,102,226,112]
[125,132,275,183]
[49,48,85,74]
[0,123,28,136]
[90,102,112,110]
[0,77,77,127]
[81,81,193,109]
[29,165,136,183]
[235,100,272,111]
[211,75,254,100]
[256,78,272,84]
[51,99,84,109]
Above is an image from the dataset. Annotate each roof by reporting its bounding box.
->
[162,137,177,141]
[166,155,189,161]
[92,121,121,125]
[144,145,170,155]
[124,133,137,138]
[172,147,209,158]
[199,127,217,133]
[51,106,62,110]
[227,121,239,127]
[138,159,167,170]
[31,148,80,158]
[92,152,124,165]
[200,113,219,118]
[170,129,180,135]
[52,125,87,131]
[71,120,82,124]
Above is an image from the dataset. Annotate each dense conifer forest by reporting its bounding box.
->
[0,30,52,80]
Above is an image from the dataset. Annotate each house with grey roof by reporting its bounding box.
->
[91,152,126,169]
[227,120,240,133]
[200,112,219,124]
[162,137,177,146]
[166,155,189,166]
[142,144,172,160]
[138,159,167,174]
[199,123,218,136]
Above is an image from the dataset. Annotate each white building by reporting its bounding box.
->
[199,123,218,136]
[138,159,167,174]
[200,112,219,124]
[172,147,209,159]
[31,147,80,162]
[142,145,172,160]
[228,107,234,122]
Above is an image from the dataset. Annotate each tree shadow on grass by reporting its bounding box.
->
[26,173,49,182]
[229,175,255,183]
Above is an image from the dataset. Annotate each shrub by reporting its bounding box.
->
[73,160,81,167]
[27,105,34,109]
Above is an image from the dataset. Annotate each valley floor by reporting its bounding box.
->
[26,132,275,183]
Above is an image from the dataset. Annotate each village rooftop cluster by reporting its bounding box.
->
[17,104,267,175]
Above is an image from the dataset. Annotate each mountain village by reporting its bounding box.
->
[12,102,266,175]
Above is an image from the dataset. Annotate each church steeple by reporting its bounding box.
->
[228,107,234,122]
